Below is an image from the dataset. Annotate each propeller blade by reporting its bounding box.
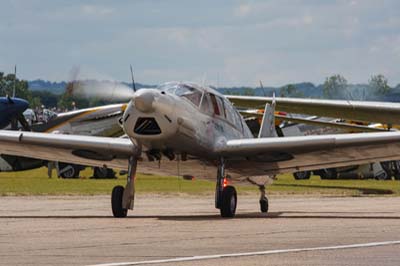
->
[67,80,135,101]
[66,66,135,101]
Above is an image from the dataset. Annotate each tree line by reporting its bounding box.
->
[226,74,394,100]
[0,71,396,111]
[0,72,119,110]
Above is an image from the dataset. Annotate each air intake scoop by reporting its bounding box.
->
[134,117,161,135]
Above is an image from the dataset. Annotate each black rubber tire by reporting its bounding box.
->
[392,161,400,180]
[293,171,311,180]
[59,164,80,179]
[220,186,237,218]
[375,170,389,181]
[111,186,127,218]
[380,161,393,179]
[260,198,269,213]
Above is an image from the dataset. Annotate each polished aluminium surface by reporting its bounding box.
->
[1,82,400,181]
[228,95,400,125]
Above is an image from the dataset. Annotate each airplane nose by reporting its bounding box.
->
[134,90,155,113]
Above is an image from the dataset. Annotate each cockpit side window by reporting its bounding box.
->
[223,99,243,132]
[200,93,213,115]
[224,100,235,125]
[209,94,220,116]
[234,109,244,133]
[216,96,226,118]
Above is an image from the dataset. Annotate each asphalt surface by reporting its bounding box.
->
[1,195,400,266]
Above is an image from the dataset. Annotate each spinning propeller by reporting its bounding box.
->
[66,66,135,101]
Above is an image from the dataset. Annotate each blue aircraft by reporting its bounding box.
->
[0,96,29,129]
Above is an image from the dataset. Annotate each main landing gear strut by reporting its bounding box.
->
[215,158,237,218]
[111,156,137,217]
[215,158,270,217]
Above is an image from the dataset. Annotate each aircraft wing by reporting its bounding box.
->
[228,95,400,124]
[217,132,400,175]
[241,110,387,133]
[2,130,400,178]
[274,114,387,133]
[0,130,136,170]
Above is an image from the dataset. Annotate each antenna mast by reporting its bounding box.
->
[130,65,136,92]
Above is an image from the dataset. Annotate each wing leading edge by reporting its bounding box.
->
[217,132,400,175]
[2,130,400,177]
[0,130,137,170]
[228,95,400,125]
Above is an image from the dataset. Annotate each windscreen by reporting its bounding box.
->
[158,82,203,107]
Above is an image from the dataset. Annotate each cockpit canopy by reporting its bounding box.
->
[157,82,245,134]
[157,82,203,107]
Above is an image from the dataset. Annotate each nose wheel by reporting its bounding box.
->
[111,186,127,217]
[111,156,137,218]
[259,185,269,213]
[259,184,269,213]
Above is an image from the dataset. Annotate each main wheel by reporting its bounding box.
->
[112,186,127,217]
[220,186,237,218]
[293,171,311,180]
[260,197,269,213]
[375,170,389,181]
[392,161,400,180]
[59,163,80,179]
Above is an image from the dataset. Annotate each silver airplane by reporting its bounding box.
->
[2,81,400,218]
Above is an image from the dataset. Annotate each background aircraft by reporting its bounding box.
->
[0,96,29,129]
[0,103,126,178]
[243,110,398,180]
[2,82,400,218]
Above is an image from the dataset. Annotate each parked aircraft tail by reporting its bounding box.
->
[258,93,276,138]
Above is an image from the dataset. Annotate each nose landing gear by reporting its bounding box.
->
[111,156,137,218]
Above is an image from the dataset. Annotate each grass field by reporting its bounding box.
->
[0,167,399,196]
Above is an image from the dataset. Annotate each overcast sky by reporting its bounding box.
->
[1,0,399,87]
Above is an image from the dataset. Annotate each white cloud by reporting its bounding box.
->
[1,0,400,86]
[80,4,114,17]
[234,4,252,17]
[303,15,313,25]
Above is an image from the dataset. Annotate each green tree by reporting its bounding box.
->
[280,84,304,97]
[28,96,42,109]
[32,91,58,108]
[243,88,255,96]
[369,74,391,95]
[323,74,347,99]
[0,71,32,100]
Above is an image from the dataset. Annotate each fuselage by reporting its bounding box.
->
[122,82,253,160]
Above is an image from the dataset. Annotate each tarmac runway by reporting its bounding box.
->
[1,195,400,266]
